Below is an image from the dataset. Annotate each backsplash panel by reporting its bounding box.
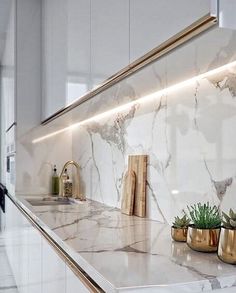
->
[18,27,236,223]
[71,27,236,223]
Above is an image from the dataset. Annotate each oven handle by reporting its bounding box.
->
[0,183,7,213]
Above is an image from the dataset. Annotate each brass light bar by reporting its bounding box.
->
[42,14,217,125]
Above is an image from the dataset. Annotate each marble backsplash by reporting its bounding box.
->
[71,26,236,224]
[17,26,236,224]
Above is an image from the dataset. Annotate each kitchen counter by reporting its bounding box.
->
[10,193,236,293]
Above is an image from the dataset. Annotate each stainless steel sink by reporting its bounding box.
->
[26,197,73,206]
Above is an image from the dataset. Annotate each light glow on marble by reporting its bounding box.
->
[171,190,180,195]
[32,60,236,144]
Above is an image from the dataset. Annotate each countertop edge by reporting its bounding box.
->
[7,193,236,293]
[7,193,117,293]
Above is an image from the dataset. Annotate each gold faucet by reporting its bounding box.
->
[60,160,85,201]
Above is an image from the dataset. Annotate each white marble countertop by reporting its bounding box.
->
[11,194,236,293]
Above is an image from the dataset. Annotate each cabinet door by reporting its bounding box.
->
[1,71,15,130]
[130,0,211,62]
[66,265,90,293]
[28,225,42,293]
[4,196,29,293]
[67,0,90,104]
[42,0,91,119]
[42,0,67,119]
[17,215,30,293]
[91,0,129,88]
[0,0,16,130]
[42,237,66,293]
[4,196,15,271]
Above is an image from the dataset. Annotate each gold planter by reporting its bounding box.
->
[171,226,188,242]
[218,227,236,264]
[187,226,220,252]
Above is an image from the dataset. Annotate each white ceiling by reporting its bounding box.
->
[0,0,12,63]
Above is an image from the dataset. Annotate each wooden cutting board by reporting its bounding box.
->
[121,170,136,215]
[128,155,148,217]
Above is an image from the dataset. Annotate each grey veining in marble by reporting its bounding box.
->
[13,194,236,293]
[15,26,236,227]
[68,26,236,223]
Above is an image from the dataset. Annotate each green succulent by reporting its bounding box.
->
[222,209,236,229]
[187,202,221,229]
[172,214,191,228]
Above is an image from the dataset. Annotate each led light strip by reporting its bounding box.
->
[32,60,236,144]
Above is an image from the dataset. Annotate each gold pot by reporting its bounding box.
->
[218,227,236,264]
[187,226,220,252]
[171,226,188,242]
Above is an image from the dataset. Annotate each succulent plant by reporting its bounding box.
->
[187,202,221,229]
[222,209,236,229]
[172,214,191,228]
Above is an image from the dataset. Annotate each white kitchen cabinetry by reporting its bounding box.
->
[4,196,94,293]
[1,71,15,131]
[129,0,211,62]
[41,236,66,293]
[4,196,30,293]
[66,265,90,293]
[18,215,30,293]
[0,0,16,131]
[42,0,91,120]
[42,0,213,120]
[67,0,91,105]
[90,0,129,88]
[27,225,42,293]
[42,0,67,120]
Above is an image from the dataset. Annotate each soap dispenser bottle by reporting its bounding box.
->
[64,175,73,198]
[51,165,59,196]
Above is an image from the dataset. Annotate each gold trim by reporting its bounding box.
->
[7,194,104,292]
[42,14,217,125]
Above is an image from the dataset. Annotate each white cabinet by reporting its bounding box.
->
[90,0,129,88]
[42,237,66,293]
[42,0,213,120]
[130,0,211,62]
[0,0,16,131]
[66,265,90,293]
[67,0,90,104]
[17,215,30,293]
[27,226,42,293]
[1,72,15,130]
[218,0,236,29]
[42,0,91,120]
[4,196,29,293]
[4,196,95,293]
[42,0,67,119]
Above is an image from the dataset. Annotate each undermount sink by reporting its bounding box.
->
[26,197,75,206]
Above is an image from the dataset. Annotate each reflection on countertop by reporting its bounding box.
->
[11,193,236,293]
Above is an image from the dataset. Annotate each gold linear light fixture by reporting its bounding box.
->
[42,14,217,125]
[33,60,236,144]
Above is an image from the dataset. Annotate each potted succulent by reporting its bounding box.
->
[171,214,190,242]
[218,209,236,264]
[187,202,221,252]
